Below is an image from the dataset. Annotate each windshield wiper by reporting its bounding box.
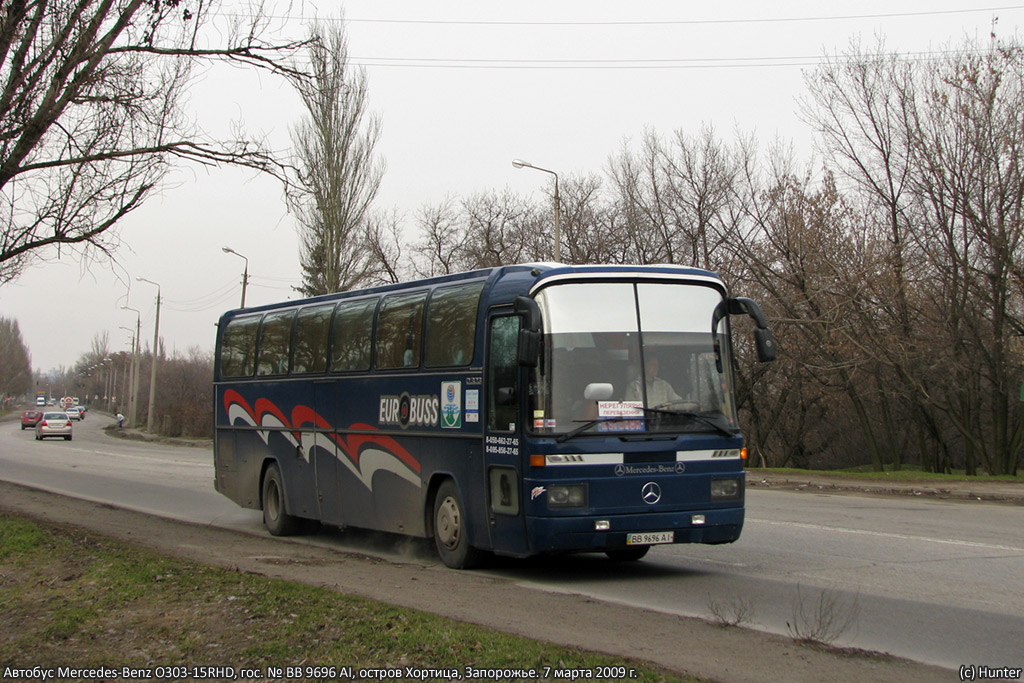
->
[555,416,638,443]
[555,408,736,442]
[642,403,737,438]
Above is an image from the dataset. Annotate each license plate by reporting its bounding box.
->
[626,531,674,546]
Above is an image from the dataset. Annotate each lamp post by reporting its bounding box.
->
[105,358,117,412]
[137,277,161,433]
[121,305,141,429]
[512,159,561,262]
[222,246,249,308]
[119,326,135,421]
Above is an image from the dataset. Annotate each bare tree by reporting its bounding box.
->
[290,19,384,297]
[411,197,470,277]
[557,173,629,264]
[0,0,309,285]
[606,127,746,271]
[802,37,1024,475]
[443,189,541,269]
[158,346,212,437]
[363,210,406,285]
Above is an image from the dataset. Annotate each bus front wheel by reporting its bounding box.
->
[262,463,300,536]
[432,480,483,569]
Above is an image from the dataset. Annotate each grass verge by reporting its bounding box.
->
[0,513,696,682]
[747,466,1021,484]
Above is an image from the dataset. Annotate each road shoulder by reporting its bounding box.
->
[0,480,952,683]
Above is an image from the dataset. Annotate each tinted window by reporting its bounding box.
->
[425,282,483,367]
[330,299,377,372]
[375,291,427,369]
[293,304,333,374]
[219,315,260,378]
[256,310,295,376]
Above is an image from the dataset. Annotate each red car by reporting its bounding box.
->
[21,410,43,430]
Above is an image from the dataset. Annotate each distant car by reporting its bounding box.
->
[21,410,43,430]
[66,406,83,421]
[35,412,72,441]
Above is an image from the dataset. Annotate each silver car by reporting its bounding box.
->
[35,412,73,441]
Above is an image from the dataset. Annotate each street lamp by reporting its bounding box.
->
[512,159,562,262]
[137,277,161,433]
[119,326,135,423]
[222,246,249,308]
[121,305,141,429]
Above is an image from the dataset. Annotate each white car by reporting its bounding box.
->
[35,412,73,441]
[66,406,83,421]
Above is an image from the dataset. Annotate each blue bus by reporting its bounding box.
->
[213,263,775,568]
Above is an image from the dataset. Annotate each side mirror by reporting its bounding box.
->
[518,329,541,368]
[718,296,777,364]
[753,326,777,363]
[514,296,542,368]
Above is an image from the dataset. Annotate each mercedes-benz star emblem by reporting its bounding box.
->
[642,481,661,505]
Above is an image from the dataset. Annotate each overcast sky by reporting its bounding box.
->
[2,0,1021,374]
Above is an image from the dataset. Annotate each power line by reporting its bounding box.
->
[226,5,1023,27]
[346,47,995,71]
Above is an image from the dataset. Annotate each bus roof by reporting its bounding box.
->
[217,263,724,321]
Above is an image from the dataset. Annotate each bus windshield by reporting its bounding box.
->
[530,281,737,437]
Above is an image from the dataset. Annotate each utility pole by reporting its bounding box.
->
[137,278,161,433]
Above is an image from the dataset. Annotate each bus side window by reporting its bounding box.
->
[488,316,520,431]
[292,304,333,374]
[376,291,427,370]
[425,282,484,367]
[330,299,376,372]
[219,315,260,378]
[256,310,295,376]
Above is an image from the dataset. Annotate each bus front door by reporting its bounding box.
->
[483,314,529,556]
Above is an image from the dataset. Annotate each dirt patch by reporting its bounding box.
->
[102,424,213,449]
[0,481,952,683]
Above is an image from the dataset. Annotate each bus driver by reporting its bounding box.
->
[625,349,681,407]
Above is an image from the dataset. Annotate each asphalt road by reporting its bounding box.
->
[2,414,1022,673]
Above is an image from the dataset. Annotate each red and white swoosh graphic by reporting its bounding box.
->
[223,390,421,491]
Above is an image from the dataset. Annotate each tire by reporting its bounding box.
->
[605,546,650,562]
[262,462,300,536]
[432,479,484,569]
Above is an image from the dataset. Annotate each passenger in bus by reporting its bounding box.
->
[625,349,681,407]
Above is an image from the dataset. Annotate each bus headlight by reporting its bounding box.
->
[710,477,742,501]
[548,484,588,508]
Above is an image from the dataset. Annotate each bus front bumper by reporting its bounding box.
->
[524,507,744,553]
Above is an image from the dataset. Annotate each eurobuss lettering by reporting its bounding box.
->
[379,393,439,428]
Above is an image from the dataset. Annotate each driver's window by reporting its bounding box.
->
[487,316,519,431]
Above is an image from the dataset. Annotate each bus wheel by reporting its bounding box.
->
[605,546,650,561]
[262,463,300,536]
[433,480,483,569]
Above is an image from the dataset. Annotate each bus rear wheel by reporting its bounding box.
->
[433,480,483,569]
[605,546,650,561]
[262,463,300,536]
